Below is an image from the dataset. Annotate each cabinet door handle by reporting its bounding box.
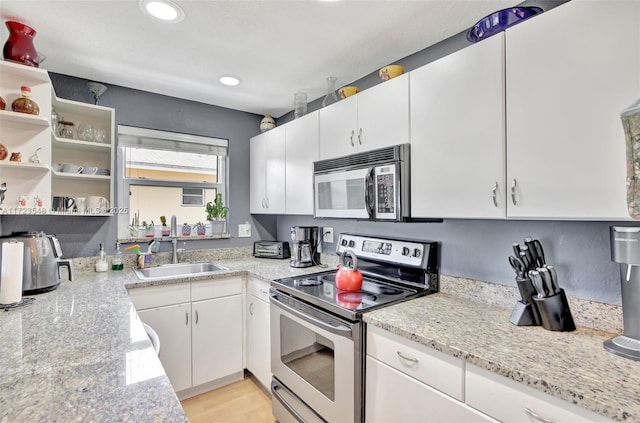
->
[511,178,518,205]
[523,407,555,423]
[195,310,199,324]
[396,351,419,365]
[492,182,499,207]
[265,197,270,209]
[249,302,254,316]
[350,130,355,147]
[185,311,189,325]
[261,198,266,208]
[357,128,362,145]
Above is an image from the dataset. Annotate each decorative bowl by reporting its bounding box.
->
[466,7,543,43]
[338,86,359,99]
[379,65,404,81]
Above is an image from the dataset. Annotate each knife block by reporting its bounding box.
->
[509,277,542,326]
[532,289,576,332]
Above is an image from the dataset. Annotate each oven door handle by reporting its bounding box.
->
[271,380,319,423]
[270,294,354,339]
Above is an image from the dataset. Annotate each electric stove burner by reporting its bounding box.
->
[294,278,322,287]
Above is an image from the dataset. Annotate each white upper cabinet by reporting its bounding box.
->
[285,111,319,215]
[505,0,639,219]
[250,125,286,214]
[319,73,410,159]
[410,33,506,219]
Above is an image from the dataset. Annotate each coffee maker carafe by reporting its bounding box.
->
[290,226,320,268]
[605,227,640,360]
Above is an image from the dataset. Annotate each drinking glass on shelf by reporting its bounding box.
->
[60,121,74,139]
[94,128,107,143]
[77,123,94,141]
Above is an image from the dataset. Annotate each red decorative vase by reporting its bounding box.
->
[3,21,39,67]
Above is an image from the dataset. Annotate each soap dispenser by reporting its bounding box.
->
[112,242,123,271]
[95,243,108,272]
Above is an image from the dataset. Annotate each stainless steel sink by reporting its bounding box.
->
[133,262,228,280]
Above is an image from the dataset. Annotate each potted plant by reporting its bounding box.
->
[141,220,154,238]
[195,221,206,236]
[205,193,229,235]
[160,215,170,237]
[182,222,191,237]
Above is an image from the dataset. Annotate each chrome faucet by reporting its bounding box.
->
[170,214,178,264]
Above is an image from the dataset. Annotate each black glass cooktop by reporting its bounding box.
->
[272,270,425,320]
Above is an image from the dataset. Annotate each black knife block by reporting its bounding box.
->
[532,289,576,332]
[509,277,542,326]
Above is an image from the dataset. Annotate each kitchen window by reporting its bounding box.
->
[182,188,205,206]
[117,125,228,239]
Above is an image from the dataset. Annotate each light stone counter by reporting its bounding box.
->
[2,247,636,422]
[364,292,640,422]
[0,250,336,423]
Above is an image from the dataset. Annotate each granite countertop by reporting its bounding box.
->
[364,294,640,422]
[0,251,336,423]
[1,248,636,422]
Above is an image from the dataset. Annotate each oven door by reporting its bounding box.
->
[270,291,362,423]
[314,167,373,219]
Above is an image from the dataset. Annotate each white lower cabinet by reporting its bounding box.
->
[365,325,495,423]
[245,277,271,390]
[138,302,192,392]
[466,364,612,423]
[129,276,243,398]
[191,295,243,387]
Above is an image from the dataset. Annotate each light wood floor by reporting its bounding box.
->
[181,376,276,423]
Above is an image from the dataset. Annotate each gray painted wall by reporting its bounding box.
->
[277,216,627,305]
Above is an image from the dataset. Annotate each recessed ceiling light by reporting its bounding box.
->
[139,0,185,23]
[219,76,240,86]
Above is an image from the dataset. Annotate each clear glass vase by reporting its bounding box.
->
[294,91,307,119]
[321,77,339,108]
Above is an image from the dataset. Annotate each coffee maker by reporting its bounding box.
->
[290,226,320,268]
[605,227,640,361]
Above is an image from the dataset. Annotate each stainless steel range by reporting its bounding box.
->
[270,233,440,423]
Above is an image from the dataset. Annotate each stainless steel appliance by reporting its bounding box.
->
[0,231,73,294]
[290,226,320,268]
[605,227,640,360]
[313,144,410,221]
[253,241,291,259]
[271,233,440,422]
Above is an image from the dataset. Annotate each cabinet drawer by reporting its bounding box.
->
[191,276,242,301]
[366,325,464,401]
[128,283,190,310]
[247,277,270,303]
[366,356,495,423]
[466,364,612,423]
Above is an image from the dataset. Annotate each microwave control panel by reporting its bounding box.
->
[374,165,398,219]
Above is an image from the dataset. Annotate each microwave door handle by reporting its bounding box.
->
[364,167,375,219]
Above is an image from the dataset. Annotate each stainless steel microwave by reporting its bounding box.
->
[313,144,410,221]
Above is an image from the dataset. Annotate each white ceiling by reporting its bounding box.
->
[0,0,520,118]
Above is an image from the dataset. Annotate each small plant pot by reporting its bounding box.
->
[196,225,206,236]
[161,228,170,237]
[210,220,225,235]
[182,224,191,237]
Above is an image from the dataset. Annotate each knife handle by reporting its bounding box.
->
[545,265,560,294]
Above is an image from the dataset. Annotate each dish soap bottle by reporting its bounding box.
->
[95,243,108,272]
[112,242,123,271]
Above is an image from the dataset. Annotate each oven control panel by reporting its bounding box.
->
[336,233,429,267]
